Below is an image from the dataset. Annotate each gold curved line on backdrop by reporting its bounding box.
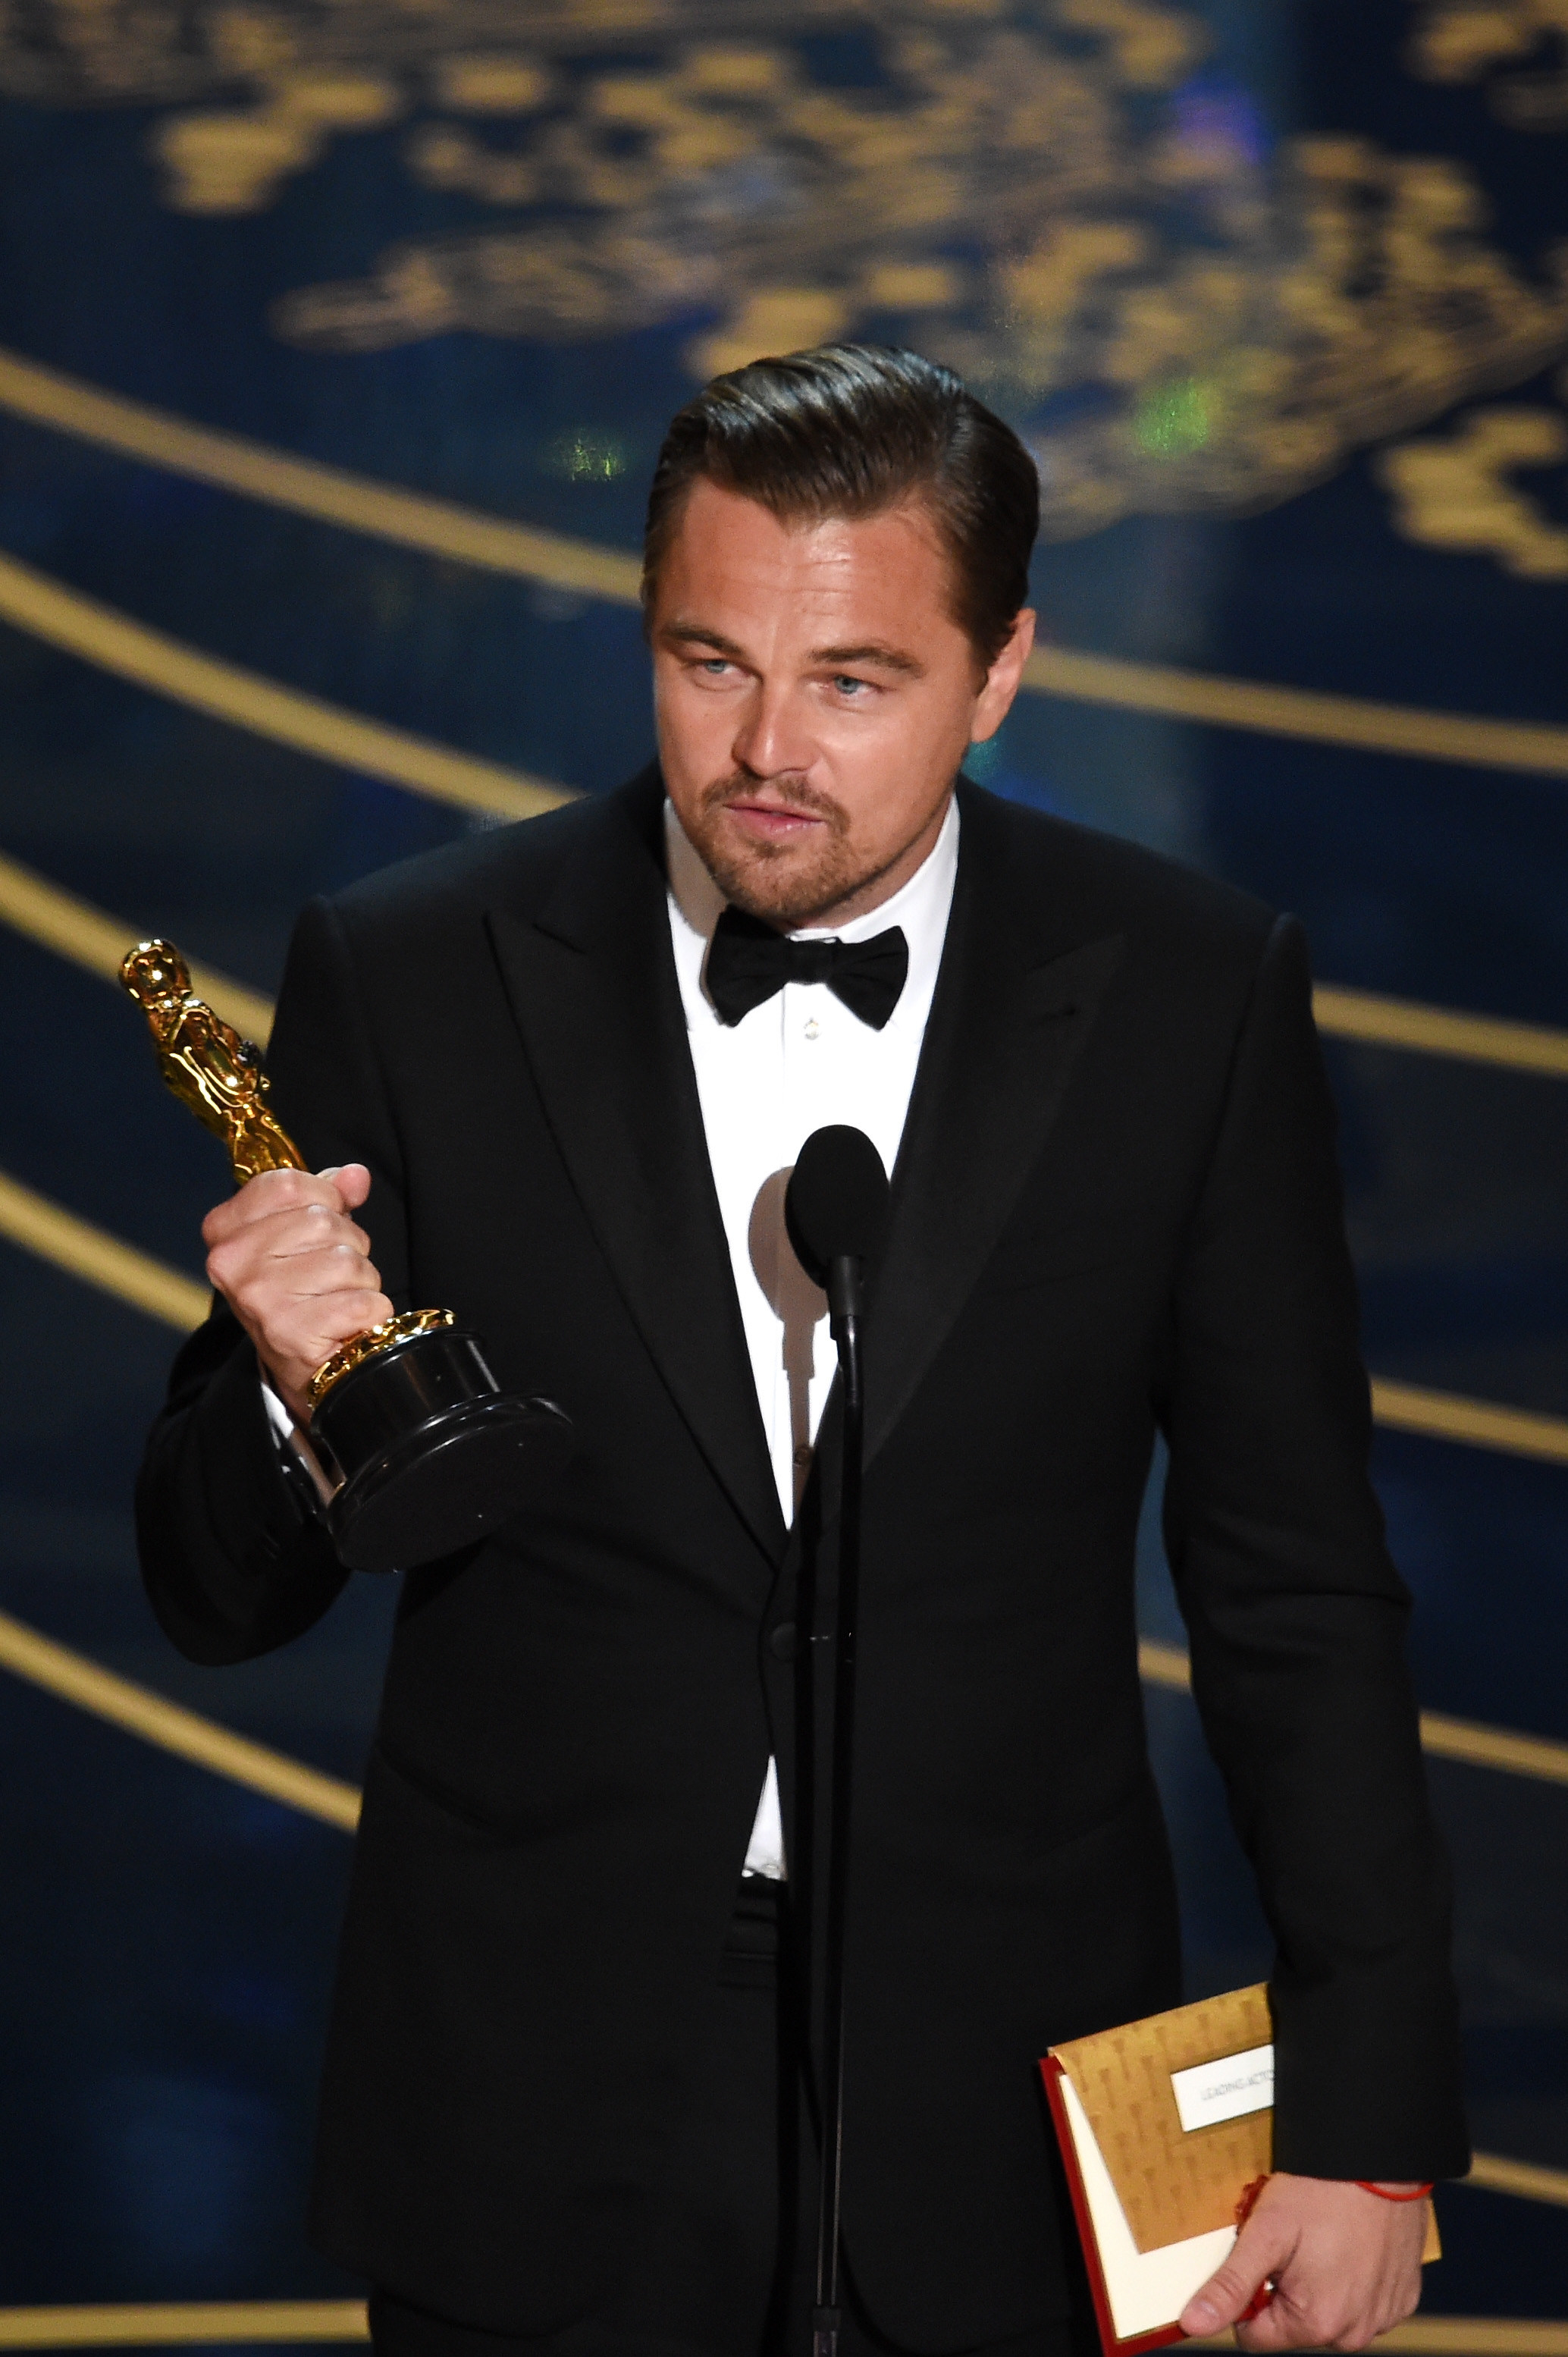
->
[0,348,645,605]
[1312,985,1568,1080]
[0,848,1536,1077]
[1372,1378,1568,1467]
[8,777,1568,1087]
[0,2305,369,2348]
[1,1178,1565,1796]
[0,1606,1563,2224]
[1418,1709,1568,1784]
[1192,2325,1568,2353]
[1381,2322,1568,2352]
[0,1608,361,1834]
[5,346,1568,778]
[0,2323,1560,2357]
[1138,1640,1568,1788]
[0,551,576,824]
[1464,2157,1568,2211]
[0,431,1566,1078]
[3,2313,1563,2356]
[1380,2327,1568,2354]
[8,1599,1558,1831]
[0,1494,1560,1818]
[0,1169,210,1330]
[1021,646,1568,780]
[1137,1639,1198,1689]
[0,1602,1556,2206]
[7,1163,1568,1479]
[0,850,275,1043]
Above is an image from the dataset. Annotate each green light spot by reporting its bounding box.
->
[547,429,629,483]
[1134,379,1212,458]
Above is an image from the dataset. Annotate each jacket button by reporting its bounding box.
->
[769,1621,797,1662]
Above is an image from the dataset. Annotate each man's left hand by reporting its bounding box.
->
[1178,2173,1429,2351]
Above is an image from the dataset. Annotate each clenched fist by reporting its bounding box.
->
[202,1162,393,1428]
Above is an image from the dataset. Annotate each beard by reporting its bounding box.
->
[684,772,905,930]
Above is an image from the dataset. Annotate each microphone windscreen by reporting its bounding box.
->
[785,1125,891,1287]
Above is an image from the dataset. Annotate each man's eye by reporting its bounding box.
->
[832,675,869,696]
[700,658,730,676]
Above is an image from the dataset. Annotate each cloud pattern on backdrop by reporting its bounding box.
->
[3,0,1567,542]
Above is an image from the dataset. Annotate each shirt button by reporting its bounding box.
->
[769,1621,798,1662]
[804,1018,820,1040]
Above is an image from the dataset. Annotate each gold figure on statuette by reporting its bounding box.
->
[120,940,301,1182]
[118,940,450,1407]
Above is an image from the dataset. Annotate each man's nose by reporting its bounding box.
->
[731,683,815,779]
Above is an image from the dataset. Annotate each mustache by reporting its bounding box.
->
[700,773,848,830]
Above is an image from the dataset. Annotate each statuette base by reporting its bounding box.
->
[311,1325,572,1574]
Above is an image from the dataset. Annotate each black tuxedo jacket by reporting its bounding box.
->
[137,770,1467,2350]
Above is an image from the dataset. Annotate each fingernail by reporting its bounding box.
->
[1184,2303,1218,2332]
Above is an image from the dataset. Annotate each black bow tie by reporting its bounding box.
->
[705,907,909,1031]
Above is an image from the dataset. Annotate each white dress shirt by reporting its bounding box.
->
[666,796,960,1877]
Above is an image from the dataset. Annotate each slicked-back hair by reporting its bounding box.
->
[642,344,1039,666]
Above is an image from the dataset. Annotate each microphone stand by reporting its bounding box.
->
[812,1248,865,2357]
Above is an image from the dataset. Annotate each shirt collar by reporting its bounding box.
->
[665,793,961,1036]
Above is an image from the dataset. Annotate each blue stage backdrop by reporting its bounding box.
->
[0,0,1565,2329]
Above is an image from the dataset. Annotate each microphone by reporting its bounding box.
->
[784,1125,891,1335]
[783,1125,890,2357]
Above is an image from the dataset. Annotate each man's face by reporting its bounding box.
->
[650,479,1035,929]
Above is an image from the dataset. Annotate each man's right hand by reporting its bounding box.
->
[203,1163,393,1430]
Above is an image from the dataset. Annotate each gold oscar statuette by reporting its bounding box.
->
[121,939,570,1572]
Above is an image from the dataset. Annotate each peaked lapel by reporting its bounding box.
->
[485,773,789,1568]
[863,785,1125,1467]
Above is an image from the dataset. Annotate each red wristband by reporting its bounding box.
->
[1234,2173,1277,2314]
[1353,2180,1434,2202]
[1234,2174,1270,2228]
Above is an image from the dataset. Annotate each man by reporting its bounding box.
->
[137,345,1468,2357]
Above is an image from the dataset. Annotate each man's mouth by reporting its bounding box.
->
[717,797,830,843]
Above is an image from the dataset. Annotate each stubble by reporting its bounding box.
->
[687,774,908,931]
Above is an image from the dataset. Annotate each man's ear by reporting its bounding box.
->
[971,607,1037,744]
